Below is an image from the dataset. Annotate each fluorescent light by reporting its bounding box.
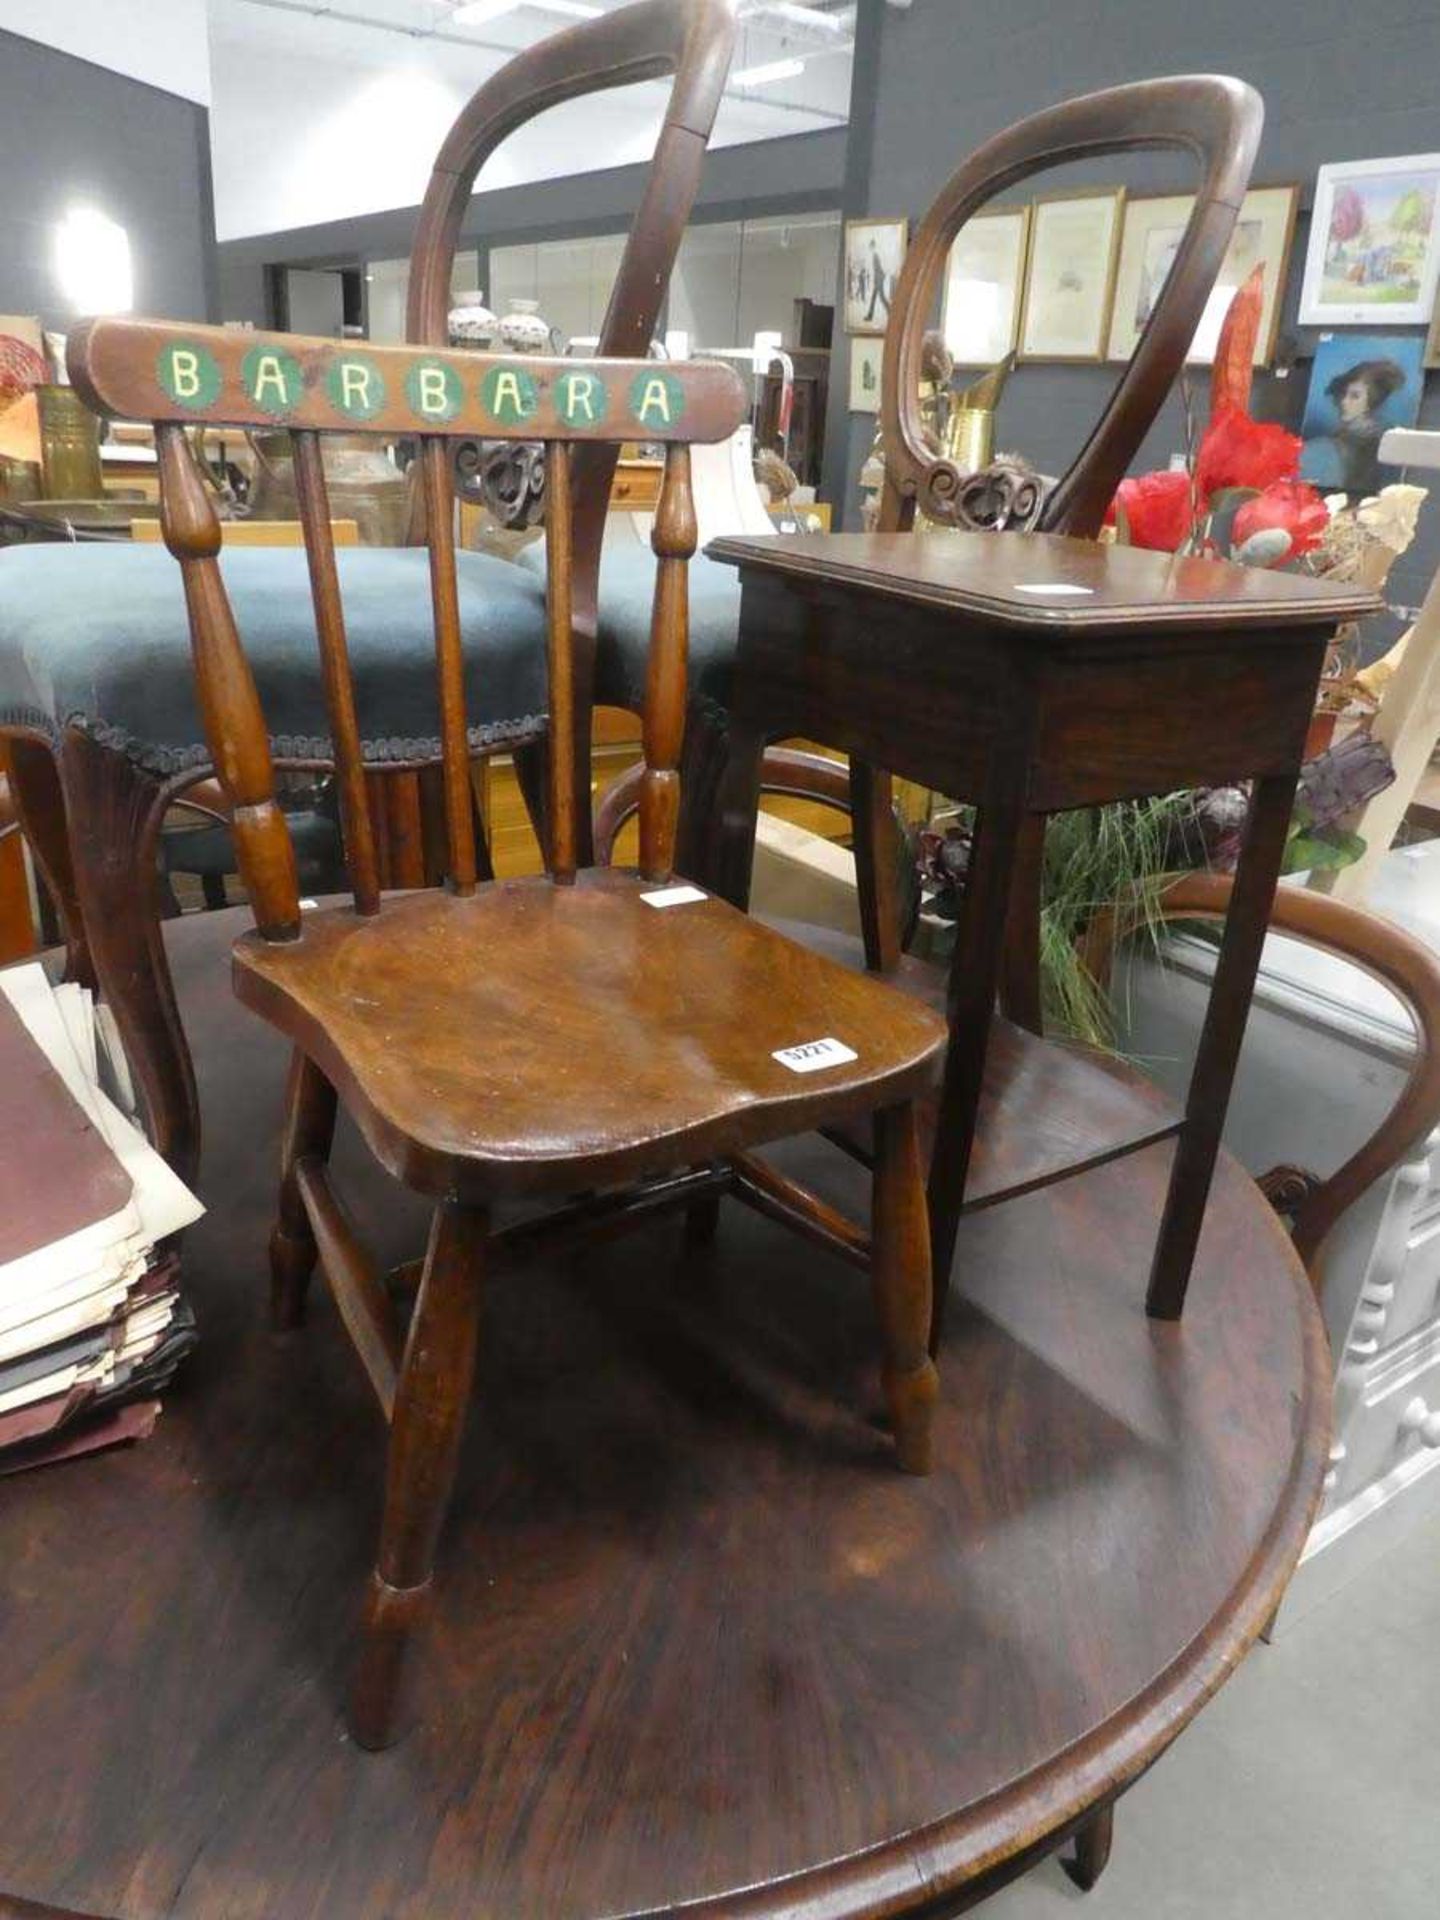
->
[449,0,522,25]
[746,3,849,32]
[531,1,603,14]
[54,207,133,314]
[730,56,806,86]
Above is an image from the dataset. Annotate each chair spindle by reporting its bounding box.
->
[290,431,381,916]
[419,437,478,895]
[640,442,696,885]
[543,440,577,884]
[156,423,301,941]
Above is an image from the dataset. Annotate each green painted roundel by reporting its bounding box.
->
[157,341,222,412]
[326,355,386,422]
[629,369,686,431]
[480,364,539,426]
[405,358,464,425]
[554,367,609,429]
[242,344,304,417]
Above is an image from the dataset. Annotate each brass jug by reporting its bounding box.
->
[245,430,410,546]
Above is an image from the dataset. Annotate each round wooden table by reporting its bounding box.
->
[0,909,1329,1920]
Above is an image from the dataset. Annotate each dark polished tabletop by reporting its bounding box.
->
[708,530,1381,634]
[0,906,1329,1920]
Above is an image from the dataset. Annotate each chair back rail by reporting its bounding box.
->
[406,0,737,640]
[879,73,1263,538]
[68,318,746,936]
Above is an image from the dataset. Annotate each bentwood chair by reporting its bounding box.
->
[0,0,737,1189]
[69,317,947,1751]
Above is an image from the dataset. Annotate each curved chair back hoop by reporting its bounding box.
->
[67,318,747,940]
[406,0,737,626]
[879,73,1263,538]
[1084,871,1440,1276]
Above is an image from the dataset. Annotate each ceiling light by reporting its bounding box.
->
[54,207,133,314]
[730,56,806,87]
[449,0,522,25]
[530,1,603,15]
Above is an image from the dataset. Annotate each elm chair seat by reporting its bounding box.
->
[0,543,553,774]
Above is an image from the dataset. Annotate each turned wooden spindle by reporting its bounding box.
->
[419,436,478,895]
[544,440,578,883]
[291,431,381,916]
[641,442,697,885]
[156,422,301,941]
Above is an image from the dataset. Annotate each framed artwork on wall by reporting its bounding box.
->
[844,219,908,336]
[940,206,1031,366]
[1106,184,1299,365]
[1299,332,1425,496]
[848,337,883,412]
[1018,188,1124,362]
[1299,154,1440,325]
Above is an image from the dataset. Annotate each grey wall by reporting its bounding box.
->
[216,126,848,329]
[823,0,1440,639]
[0,28,217,326]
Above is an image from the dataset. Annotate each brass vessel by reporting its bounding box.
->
[246,431,410,546]
[37,384,103,499]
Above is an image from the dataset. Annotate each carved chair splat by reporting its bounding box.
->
[70,316,948,1750]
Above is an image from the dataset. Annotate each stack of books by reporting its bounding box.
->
[0,962,202,1473]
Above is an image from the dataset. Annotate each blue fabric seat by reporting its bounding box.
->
[0,539,745,776]
[0,542,553,775]
[517,537,742,718]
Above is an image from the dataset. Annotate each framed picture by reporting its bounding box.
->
[1427,288,1440,369]
[1299,154,1440,325]
[941,206,1031,366]
[1106,185,1299,365]
[848,337,883,413]
[844,219,908,336]
[1299,331,1425,496]
[1019,188,1124,362]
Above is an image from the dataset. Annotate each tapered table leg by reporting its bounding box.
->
[1147,769,1302,1319]
[926,791,1028,1351]
[707,714,767,912]
[1062,1803,1115,1891]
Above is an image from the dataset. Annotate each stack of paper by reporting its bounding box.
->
[0,964,203,1472]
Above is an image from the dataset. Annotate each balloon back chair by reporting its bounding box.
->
[598,72,1264,994]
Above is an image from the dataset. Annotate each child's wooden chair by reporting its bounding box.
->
[70,317,948,1749]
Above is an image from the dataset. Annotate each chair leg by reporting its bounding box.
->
[871,1103,940,1475]
[1062,1804,1115,1892]
[269,1049,338,1331]
[349,1200,487,1751]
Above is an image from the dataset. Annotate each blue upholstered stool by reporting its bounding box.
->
[0,536,747,1181]
[0,540,556,1179]
[0,543,552,777]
